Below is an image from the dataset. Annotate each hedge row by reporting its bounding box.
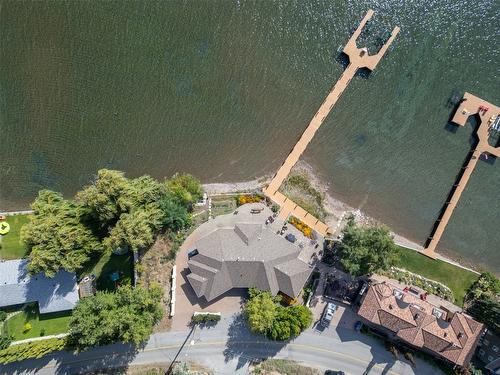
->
[0,338,66,364]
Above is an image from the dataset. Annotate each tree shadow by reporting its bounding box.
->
[0,342,139,375]
[223,314,287,371]
[95,253,134,292]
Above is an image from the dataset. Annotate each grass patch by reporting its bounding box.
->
[79,251,133,292]
[252,359,319,375]
[4,304,71,340]
[279,174,327,220]
[0,215,30,260]
[211,197,237,217]
[394,246,478,306]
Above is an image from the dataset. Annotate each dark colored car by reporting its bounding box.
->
[354,321,363,332]
[324,371,345,375]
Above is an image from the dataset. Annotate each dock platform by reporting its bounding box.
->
[263,9,400,237]
[424,92,500,258]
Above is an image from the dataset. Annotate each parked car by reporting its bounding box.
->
[354,321,363,332]
[321,302,337,327]
[324,370,345,375]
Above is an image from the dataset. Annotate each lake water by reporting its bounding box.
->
[1,1,499,271]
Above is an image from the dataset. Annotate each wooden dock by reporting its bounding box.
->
[424,93,500,258]
[263,9,400,237]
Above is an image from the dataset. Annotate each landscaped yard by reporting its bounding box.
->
[211,196,237,217]
[4,304,71,340]
[0,214,30,260]
[394,246,479,306]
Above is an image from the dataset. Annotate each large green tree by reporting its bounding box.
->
[67,285,164,349]
[166,173,203,206]
[76,169,128,227]
[244,289,312,341]
[245,289,276,335]
[336,216,398,276]
[466,272,500,301]
[158,195,191,231]
[467,298,500,335]
[21,190,102,277]
[103,205,163,253]
[118,175,167,213]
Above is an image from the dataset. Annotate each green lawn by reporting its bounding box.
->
[0,214,30,260]
[78,251,133,292]
[4,304,71,340]
[395,246,479,306]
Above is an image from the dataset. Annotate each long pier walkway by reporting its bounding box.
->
[263,9,400,237]
[424,93,500,258]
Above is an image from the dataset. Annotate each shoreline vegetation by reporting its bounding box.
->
[204,167,483,277]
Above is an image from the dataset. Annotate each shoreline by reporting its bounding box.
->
[203,164,481,276]
[1,172,481,276]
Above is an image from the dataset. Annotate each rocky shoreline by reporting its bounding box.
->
[203,162,481,275]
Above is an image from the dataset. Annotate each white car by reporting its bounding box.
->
[321,302,337,326]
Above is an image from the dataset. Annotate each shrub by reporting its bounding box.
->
[385,341,399,359]
[0,335,12,350]
[0,338,66,364]
[404,350,416,367]
[244,288,312,341]
[191,313,221,324]
[271,204,280,213]
[0,311,7,322]
[289,216,313,239]
[237,194,263,206]
[23,323,32,333]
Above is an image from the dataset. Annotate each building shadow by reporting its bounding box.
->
[333,310,398,375]
[223,314,287,370]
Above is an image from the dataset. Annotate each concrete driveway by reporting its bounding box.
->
[171,213,247,331]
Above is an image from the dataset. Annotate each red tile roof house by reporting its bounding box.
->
[358,281,485,368]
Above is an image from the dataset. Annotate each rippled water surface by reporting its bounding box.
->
[1,1,499,270]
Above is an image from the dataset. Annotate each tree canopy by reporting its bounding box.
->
[21,169,203,277]
[103,205,163,253]
[76,169,128,227]
[67,285,164,350]
[244,288,312,341]
[336,216,398,276]
[467,298,500,335]
[166,173,203,206]
[21,190,102,277]
[465,272,500,335]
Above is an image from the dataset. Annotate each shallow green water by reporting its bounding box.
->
[0,1,498,271]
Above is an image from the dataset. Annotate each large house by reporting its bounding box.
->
[0,259,79,314]
[186,203,313,302]
[358,281,484,367]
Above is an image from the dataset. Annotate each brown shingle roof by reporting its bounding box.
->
[187,219,312,302]
[358,281,484,366]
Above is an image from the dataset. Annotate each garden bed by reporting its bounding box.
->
[381,267,455,302]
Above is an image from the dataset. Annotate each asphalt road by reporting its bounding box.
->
[0,314,443,375]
